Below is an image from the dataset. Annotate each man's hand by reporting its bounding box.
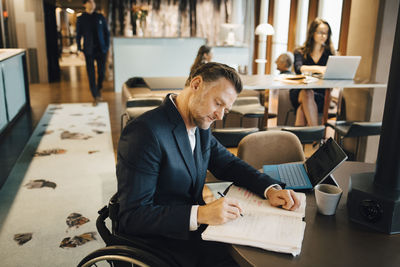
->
[197,197,243,225]
[266,187,300,211]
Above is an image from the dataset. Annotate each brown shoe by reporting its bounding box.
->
[93,96,102,106]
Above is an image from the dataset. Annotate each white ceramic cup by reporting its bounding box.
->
[314,184,343,215]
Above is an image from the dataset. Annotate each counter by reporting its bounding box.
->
[0,49,29,135]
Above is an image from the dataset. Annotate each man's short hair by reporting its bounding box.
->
[83,0,88,4]
[185,62,243,94]
[278,52,294,68]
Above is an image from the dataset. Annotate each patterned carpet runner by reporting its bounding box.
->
[0,103,117,266]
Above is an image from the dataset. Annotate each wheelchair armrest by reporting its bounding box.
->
[108,194,119,222]
[96,205,115,246]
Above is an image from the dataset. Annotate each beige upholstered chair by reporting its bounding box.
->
[237,130,305,170]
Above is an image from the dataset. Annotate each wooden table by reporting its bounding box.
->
[240,75,386,90]
[240,75,386,127]
[141,75,386,91]
[140,75,386,127]
[230,161,400,267]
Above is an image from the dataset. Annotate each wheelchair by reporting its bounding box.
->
[78,193,180,267]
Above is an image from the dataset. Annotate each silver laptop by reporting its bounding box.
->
[323,56,361,80]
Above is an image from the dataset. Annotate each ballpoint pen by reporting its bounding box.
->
[218,191,243,217]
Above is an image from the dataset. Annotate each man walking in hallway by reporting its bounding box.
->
[76,0,110,106]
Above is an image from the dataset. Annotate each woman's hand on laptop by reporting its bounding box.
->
[315,66,327,74]
[300,65,326,75]
[267,188,300,211]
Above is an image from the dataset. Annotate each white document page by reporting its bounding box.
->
[202,185,306,256]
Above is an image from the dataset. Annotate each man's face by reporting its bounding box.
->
[188,77,238,129]
[84,0,96,13]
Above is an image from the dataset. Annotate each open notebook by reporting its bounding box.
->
[202,185,306,256]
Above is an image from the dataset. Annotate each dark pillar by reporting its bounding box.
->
[347,4,400,234]
[374,11,400,191]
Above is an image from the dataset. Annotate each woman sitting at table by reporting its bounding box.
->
[290,18,336,126]
[190,45,213,73]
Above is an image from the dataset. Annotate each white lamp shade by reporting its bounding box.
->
[255,23,274,36]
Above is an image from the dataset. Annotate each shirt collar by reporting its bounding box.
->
[169,94,197,134]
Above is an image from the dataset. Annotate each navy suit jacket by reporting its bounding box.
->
[116,95,281,241]
[76,12,110,54]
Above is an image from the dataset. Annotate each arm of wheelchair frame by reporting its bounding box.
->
[96,206,115,246]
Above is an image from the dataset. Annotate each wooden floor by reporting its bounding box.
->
[0,60,123,189]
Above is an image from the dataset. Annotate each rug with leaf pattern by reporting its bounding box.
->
[0,103,117,266]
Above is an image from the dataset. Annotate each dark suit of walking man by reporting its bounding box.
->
[117,63,300,266]
[76,0,110,106]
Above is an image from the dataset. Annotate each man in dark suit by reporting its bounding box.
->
[117,63,300,266]
[76,0,110,106]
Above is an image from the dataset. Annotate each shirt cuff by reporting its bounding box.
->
[189,205,199,231]
[264,184,282,199]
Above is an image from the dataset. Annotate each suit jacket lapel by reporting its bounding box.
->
[192,129,205,199]
[163,94,197,183]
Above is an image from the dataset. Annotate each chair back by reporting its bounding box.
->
[237,131,305,170]
[212,127,259,148]
[126,97,163,108]
[233,96,261,106]
[282,126,325,144]
[121,98,163,130]
[346,122,382,137]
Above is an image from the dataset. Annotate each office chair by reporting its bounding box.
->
[212,127,259,148]
[281,126,325,149]
[121,97,163,130]
[78,193,180,267]
[229,96,276,130]
[237,131,305,170]
[325,121,382,160]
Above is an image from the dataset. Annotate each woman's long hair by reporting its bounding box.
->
[297,18,336,57]
[190,45,212,74]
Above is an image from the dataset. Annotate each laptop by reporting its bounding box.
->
[323,56,361,80]
[263,138,348,190]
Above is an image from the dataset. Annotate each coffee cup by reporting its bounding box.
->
[314,184,343,215]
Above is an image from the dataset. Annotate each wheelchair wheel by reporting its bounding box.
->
[78,245,173,267]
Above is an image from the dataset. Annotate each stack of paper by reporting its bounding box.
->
[201,185,306,256]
